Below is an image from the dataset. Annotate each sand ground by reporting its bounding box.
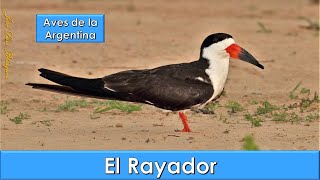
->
[1,0,319,150]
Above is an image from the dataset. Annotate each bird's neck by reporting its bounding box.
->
[201,48,230,101]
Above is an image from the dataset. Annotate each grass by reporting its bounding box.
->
[305,113,319,122]
[256,100,279,115]
[204,101,221,113]
[287,82,319,112]
[0,101,9,115]
[248,99,259,105]
[55,99,142,119]
[225,101,243,113]
[9,113,31,124]
[244,114,263,127]
[300,87,311,95]
[271,111,288,122]
[266,82,319,123]
[40,120,54,126]
[93,100,142,114]
[299,92,320,110]
[89,113,101,119]
[299,99,313,109]
[289,81,302,99]
[250,91,316,124]
[271,111,302,123]
[257,22,272,33]
[219,114,228,124]
[90,100,142,119]
[242,135,259,150]
[32,119,54,126]
[56,99,90,112]
[312,92,320,102]
[217,81,318,127]
[298,16,320,31]
[288,93,319,112]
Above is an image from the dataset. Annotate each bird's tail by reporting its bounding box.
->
[26,68,107,99]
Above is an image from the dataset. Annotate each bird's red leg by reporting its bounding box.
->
[176,112,192,132]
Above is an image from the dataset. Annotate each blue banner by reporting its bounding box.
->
[36,14,105,43]
[0,151,319,180]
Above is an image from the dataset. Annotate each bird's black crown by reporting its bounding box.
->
[200,33,233,49]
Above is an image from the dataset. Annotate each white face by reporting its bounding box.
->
[201,38,235,61]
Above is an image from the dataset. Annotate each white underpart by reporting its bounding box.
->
[202,38,235,103]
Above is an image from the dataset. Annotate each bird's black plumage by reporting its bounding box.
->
[102,59,213,110]
[27,59,214,111]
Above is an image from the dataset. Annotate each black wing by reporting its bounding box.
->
[103,61,214,110]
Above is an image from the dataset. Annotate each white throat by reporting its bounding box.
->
[202,38,235,102]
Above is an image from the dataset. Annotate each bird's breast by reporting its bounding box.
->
[205,58,230,103]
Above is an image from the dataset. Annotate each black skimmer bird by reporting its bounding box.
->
[27,33,264,132]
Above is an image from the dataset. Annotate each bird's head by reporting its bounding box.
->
[200,33,264,69]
